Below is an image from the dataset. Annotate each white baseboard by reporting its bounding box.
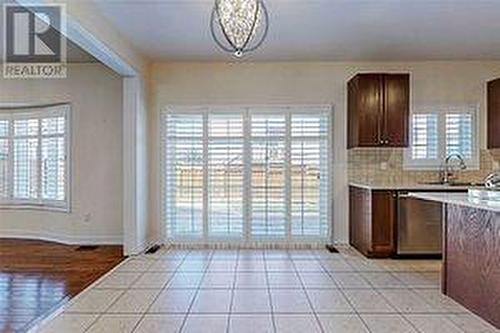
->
[0,229,123,245]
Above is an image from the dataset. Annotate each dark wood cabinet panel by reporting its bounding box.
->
[383,74,410,147]
[371,191,396,255]
[444,204,500,328]
[347,73,409,148]
[349,186,396,258]
[487,78,500,149]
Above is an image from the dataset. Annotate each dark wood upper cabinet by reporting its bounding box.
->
[487,78,500,149]
[348,73,409,148]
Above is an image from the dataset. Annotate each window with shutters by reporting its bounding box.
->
[162,106,332,242]
[404,105,478,169]
[0,104,70,210]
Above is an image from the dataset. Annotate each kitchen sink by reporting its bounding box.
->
[468,188,500,201]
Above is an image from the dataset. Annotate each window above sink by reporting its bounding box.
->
[403,104,479,170]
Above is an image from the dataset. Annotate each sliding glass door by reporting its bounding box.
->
[162,107,331,243]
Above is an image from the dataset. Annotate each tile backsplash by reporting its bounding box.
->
[348,148,500,185]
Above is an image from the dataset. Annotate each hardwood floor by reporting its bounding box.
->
[0,239,124,332]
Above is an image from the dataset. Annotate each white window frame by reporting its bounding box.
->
[404,104,480,170]
[160,105,333,244]
[0,103,71,212]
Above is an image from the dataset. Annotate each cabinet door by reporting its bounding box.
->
[371,191,396,256]
[383,74,409,147]
[488,78,500,149]
[356,74,383,147]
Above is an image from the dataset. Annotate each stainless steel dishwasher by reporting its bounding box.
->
[397,192,443,255]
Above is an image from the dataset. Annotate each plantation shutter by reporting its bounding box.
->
[162,107,332,242]
[12,117,39,200]
[0,118,9,200]
[411,114,439,160]
[250,113,287,238]
[446,113,473,159]
[208,113,244,238]
[290,113,329,237]
[164,113,204,238]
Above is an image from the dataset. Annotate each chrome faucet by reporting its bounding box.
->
[441,154,467,184]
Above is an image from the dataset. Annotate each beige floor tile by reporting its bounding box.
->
[176,260,210,272]
[65,289,124,313]
[167,273,204,288]
[362,272,406,288]
[96,272,142,289]
[343,289,396,313]
[232,289,271,313]
[378,289,437,313]
[132,272,173,289]
[298,272,336,288]
[115,259,154,272]
[393,272,440,288]
[271,289,312,313]
[107,289,160,313]
[293,260,325,272]
[331,272,371,288]
[320,259,355,272]
[235,272,268,288]
[447,314,500,333]
[274,315,321,333]
[306,289,354,313]
[237,260,266,272]
[147,260,182,272]
[265,260,296,272]
[229,315,274,333]
[414,289,468,313]
[86,314,141,333]
[267,272,302,288]
[149,289,196,313]
[190,289,232,313]
[361,314,418,333]
[405,314,463,333]
[38,313,98,333]
[318,314,369,332]
[133,314,184,333]
[182,314,228,333]
[200,272,235,289]
[206,260,237,272]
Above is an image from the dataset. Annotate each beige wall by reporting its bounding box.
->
[150,61,500,243]
[0,63,124,244]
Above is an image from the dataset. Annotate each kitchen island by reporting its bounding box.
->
[410,192,500,329]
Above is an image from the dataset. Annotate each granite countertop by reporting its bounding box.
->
[409,192,500,213]
[348,182,476,191]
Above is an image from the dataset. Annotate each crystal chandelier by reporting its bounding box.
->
[210,0,269,58]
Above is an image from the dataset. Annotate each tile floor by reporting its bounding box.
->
[35,246,499,333]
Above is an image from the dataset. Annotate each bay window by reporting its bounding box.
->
[0,104,70,210]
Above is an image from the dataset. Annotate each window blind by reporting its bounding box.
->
[0,119,9,200]
[446,113,473,159]
[250,114,287,238]
[208,113,244,237]
[406,106,478,169]
[290,114,329,237]
[164,113,204,238]
[162,107,332,243]
[0,105,69,209]
[411,114,439,160]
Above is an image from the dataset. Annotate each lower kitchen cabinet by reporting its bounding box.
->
[349,186,396,258]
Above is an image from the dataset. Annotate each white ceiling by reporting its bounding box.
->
[92,0,500,61]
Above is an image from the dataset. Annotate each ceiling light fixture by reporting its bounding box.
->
[210,0,269,58]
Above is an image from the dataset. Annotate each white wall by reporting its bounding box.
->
[150,61,500,243]
[0,63,124,244]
